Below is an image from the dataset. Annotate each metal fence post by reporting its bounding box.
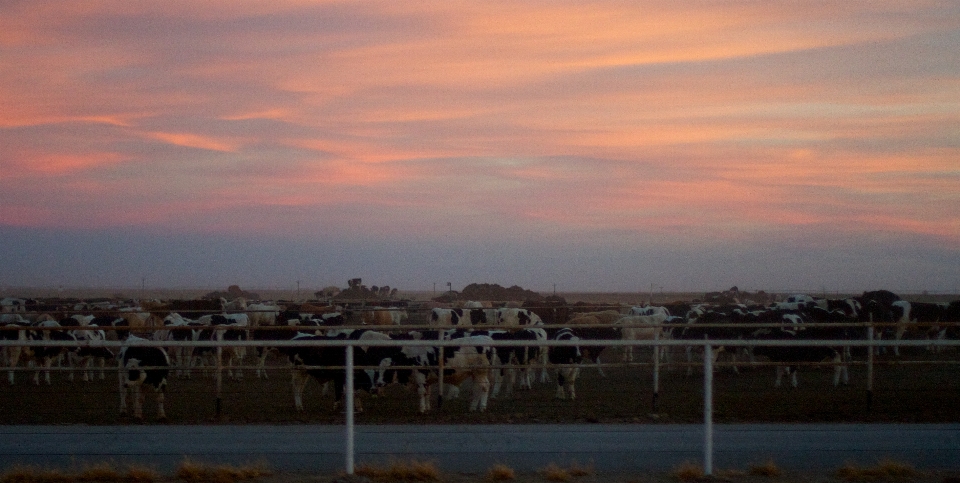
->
[867,324,875,410]
[703,343,713,476]
[652,327,660,412]
[345,345,355,475]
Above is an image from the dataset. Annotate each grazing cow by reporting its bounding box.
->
[370,330,494,412]
[472,328,546,398]
[562,316,619,377]
[1,299,27,318]
[246,303,282,327]
[280,330,381,412]
[361,307,407,326]
[118,335,170,420]
[69,323,113,382]
[890,301,947,355]
[210,314,249,380]
[751,327,845,388]
[1,314,29,385]
[548,328,582,400]
[495,308,543,326]
[430,308,487,326]
[159,313,197,378]
[616,314,670,363]
[27,320,76,385]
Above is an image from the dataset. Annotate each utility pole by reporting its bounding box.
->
[297,280,301,299]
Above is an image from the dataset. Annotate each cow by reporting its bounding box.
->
[471,328,546,398]
[548,328,582,400]
[617,313,670,363]
[751,327,845,388]
[430,308,487,326]
[495,308,543,326]
[1,314,30,385]
[27,319,76,385]
[118,335,170,420]
[562,316,619,378]
[361,307,408,326]
[68,322,113,382]
[279,329,385,413]
[369,330,494,412]
[210,314,249,380]
[158,313,197,378]
[890,301,947,355]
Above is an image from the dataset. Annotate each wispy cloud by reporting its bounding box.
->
[1,1,958,290]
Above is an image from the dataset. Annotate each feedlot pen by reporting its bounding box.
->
[2,336,959,425]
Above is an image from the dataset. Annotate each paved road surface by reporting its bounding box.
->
[2,424,958,472]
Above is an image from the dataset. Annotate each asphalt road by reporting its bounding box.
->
[2,424,959,472]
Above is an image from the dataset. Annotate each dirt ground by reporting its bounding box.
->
[1,344,958,425]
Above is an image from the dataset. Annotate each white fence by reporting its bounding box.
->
[3,329,960,475]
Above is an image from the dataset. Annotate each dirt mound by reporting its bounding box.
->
[434,283,544,303]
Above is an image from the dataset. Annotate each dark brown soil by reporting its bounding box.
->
[2,346,957,425]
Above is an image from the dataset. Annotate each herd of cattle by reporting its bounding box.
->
[1,290,959,421]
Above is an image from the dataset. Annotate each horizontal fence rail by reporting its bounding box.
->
[3,316,960,476]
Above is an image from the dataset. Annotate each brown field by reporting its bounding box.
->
[1,343,958,425]
[2,289,959,425]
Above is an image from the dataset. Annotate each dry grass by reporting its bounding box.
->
[175,460,271,483]
[669,462,704,482]
[0,467,72,483]
[486,464,515,481]
[748,460,783,478]
[835,460,920,482]
[539,463,571,482]
[123,466,159,483]
[353,460,440,482]
[567,462,594,477]
[1,464,158,483]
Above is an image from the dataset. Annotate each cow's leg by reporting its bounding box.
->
[594,356,606,378]
[6,347,20,385]
[82,357,93,382]
[490,368,503,399]
[32,359,40,385]
[471,374,491,412]
[43,357,54,385]
[555,370,567,399]
[774,366,784,388]
[414,372,430,413]
[685,347,694,377]
[894,326,905,357]
[567,367,580,400]
[539,350,550,383]
[291,370,308,411]
[133,384,144,420]
[234,348,245,380]
[155,388,167,421]
[256,350,269,379]
[789,367,798,388]
[119,386,129,416]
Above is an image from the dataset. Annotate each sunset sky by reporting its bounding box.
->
[2,1,959,295]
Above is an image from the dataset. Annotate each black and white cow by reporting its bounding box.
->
[279,330,376,412]
[1,314,30,385]
[430,308,488,326]
[548,328,582,400]
[369,329,495,412]
[751,327,845,388]
[118,335,170,420]
[890,301,948,355]
[471,328,546,398]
